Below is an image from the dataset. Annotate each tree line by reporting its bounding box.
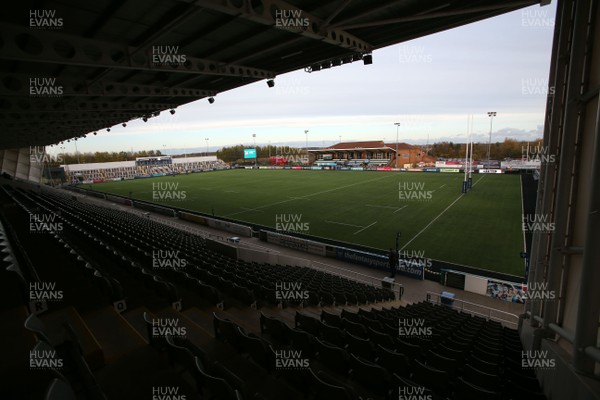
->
[48,138,545,166]
[216,145,307,163]
[48,150,164,166]
[427,138,544,160]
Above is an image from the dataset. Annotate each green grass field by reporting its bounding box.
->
[91,170,525,276]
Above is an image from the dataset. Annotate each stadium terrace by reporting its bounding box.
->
[0,1,598,400]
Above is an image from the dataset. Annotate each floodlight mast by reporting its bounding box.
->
[305,130,309,164]
[252,134,257,168]
[394,123,400,167]
[468,114,473,189]
[462,115,470,193]
[487,111,497,162]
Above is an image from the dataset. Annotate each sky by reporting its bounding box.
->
[50,2,557,155]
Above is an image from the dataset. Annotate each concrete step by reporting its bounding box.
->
[94,345,200,400]
[214,306,261,334]
[82,306,147,364]
[122,306,154,343]
[181,307,218,337]
[40,305,104,370]
[155,307,214,349]
[259,307,295,328]
[1,306,37,381]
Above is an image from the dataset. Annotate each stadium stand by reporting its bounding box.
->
[64,157,228,183]
[310,141,435,168]
[0,181,409,399]
[1,0,599,399]
[0,178,545,399]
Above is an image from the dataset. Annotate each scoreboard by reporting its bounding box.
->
[244,148,257,159]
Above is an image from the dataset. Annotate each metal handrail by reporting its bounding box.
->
[584,347,600,364]
[311,260,404,300]
[233,241,281,253]
[425,291,520,329]
[528,313,600,364]
[532,314,576,343]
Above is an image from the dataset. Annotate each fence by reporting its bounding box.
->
[425,291,520,329]
[311,260,404,300]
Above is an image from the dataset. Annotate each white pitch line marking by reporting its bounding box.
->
[393,205,408,214]
[365,204,397,210]
[400,175,485,250]
[439,184,446,188]
[224,190,239,193]
[472,174,486,186]
[325,220,364,228]
[353,221,377,235]
[227,173,396,217]
[240,207,263,212]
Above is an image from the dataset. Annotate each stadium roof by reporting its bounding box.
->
[0,0,544,150]
[311,141,420,151]
[63,155,217,171]
[383,142,420,150]
[328,140,387,149]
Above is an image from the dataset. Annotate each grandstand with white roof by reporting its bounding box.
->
[63,156,228,183]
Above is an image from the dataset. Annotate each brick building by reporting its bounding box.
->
[309,140,434,168]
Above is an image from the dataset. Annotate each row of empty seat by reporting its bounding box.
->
[17,186,395,312]
[67,160,228,181]
[0,181,546,400]
[256,304,546,399]
[0,198,109,398]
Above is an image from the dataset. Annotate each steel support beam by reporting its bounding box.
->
[542,0,590,333]
[333,1,540,30]
[0,112,149,123]
[87,4,206,84]
[0,74,216,98]
[185,0,373,52]
[0,100,178,113]
[573,92,600,373]
[527,0,569,325]
[322,0,352,26]
[327,0,418,29]
[0,24,275,79]
[0,121,134,131]
[573,0,600,372]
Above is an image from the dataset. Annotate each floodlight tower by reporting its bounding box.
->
[462,117,470,194]
[487,112,497,162]
[74,139,80,164]
[252,134,257,167]
[304,130,309,164]
[394,122,400,167]
[467,115,473,189]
